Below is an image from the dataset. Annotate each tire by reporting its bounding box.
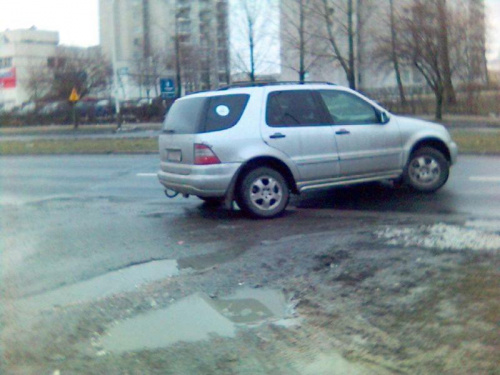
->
[197,196,224,206]
[404,147,449,192]
[237,167,290,218]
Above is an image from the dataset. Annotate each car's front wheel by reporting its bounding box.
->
[237,167,290,218]
[404,147,449,192]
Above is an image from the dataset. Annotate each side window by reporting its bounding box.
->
[319,90,379,125]
[266,90,325,127]
[204,94,250,133]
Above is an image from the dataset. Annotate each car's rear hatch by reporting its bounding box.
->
[159,94,250,174]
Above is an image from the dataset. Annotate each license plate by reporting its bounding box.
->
[167,149,182,162]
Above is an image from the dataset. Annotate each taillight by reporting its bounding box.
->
[194,144,221,165]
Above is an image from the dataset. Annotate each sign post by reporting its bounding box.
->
[69,88,80,129]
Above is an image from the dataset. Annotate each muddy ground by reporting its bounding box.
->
[1,209,499,375]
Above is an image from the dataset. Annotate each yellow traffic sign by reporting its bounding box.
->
[69,88,80,102]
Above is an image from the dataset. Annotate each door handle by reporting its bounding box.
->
[270,133,286,139]
[335,129,350,135]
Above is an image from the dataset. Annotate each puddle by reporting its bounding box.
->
[101,293,236,353]
[102,288,291,353]
[17,259,179,313]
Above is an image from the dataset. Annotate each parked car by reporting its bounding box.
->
[158,82,458,218]
[75,99,97,123]
[38,101,71,124]
[95,99,115,121]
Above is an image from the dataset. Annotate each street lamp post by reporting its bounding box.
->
[174,9,182,98]
[110,0,122,130]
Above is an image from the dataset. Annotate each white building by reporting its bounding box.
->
[0,28,59,110]
[99,0,231,99]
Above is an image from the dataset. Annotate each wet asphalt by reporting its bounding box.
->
[0,154,499,299]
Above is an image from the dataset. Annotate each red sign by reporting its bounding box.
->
[0,67,16,89]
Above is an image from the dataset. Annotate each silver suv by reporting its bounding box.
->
[158,82,458,218]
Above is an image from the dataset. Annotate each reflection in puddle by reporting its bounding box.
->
[101,293,236,353]
[102,288,291,353]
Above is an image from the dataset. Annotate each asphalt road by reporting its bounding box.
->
[1,154,498,215]
[0,154,499,297]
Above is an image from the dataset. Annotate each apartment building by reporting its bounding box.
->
[280,0,488,91]
[99,0,230,99]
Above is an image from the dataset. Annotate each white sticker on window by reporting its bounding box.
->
[215,105,230,117]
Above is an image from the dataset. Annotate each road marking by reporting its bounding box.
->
[137,173,157,177]
[469,176,500,182]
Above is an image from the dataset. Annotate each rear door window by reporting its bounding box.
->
[204,94,250,132]
[163,94,249,134]
[266,90,326,127]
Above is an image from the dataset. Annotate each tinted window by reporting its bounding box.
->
[319,90,379,125]
[163,95,249,134]
[163,97,206,134]
[204,94,250,132]
[266,91,325,127]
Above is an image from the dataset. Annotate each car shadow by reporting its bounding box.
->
[291,182,460,215]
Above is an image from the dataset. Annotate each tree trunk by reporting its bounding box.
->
[389,0,407,110]
[299,0,306,83]
[436,0,456,105]
[347,0,356,89]
[435,87,444,120]
[247,11,256,82]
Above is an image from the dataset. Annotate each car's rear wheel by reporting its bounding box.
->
[404,147,449,192]
[237,167,289,218]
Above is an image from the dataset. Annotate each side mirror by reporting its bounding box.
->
[378,110,390,124]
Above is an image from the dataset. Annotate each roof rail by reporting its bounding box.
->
[217,81,337,90]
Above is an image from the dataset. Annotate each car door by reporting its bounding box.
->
[318,89,403,177]
[261,89,340,182]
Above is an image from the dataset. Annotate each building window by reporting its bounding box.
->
[0,57,13,69]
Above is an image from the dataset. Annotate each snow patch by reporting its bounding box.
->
[376,223,500,253]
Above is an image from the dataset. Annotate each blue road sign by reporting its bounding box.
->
[160,78,176,99]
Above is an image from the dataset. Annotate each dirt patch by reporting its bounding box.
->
[2,218,499,374]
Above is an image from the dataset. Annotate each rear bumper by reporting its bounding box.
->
[157,163,241,197]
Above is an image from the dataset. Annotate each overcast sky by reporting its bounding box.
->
[0,0,499,61]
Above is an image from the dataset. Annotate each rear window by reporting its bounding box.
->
[162,97,206,134]
[163,94,249,134]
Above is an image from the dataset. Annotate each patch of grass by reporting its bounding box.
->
[0,130,498,155]
[0,138,158,155]
[450,129,500,154]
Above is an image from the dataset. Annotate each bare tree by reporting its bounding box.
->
[449,0,489,86]
[281,0,322,82]
[397,0,459,119]
[24,63,53,106]
[48,48,112,101]
[232,0,275,82]
[316,0,357,89]
[372,0,407,107]
[131,52,163,99]
[436,0,457,104]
